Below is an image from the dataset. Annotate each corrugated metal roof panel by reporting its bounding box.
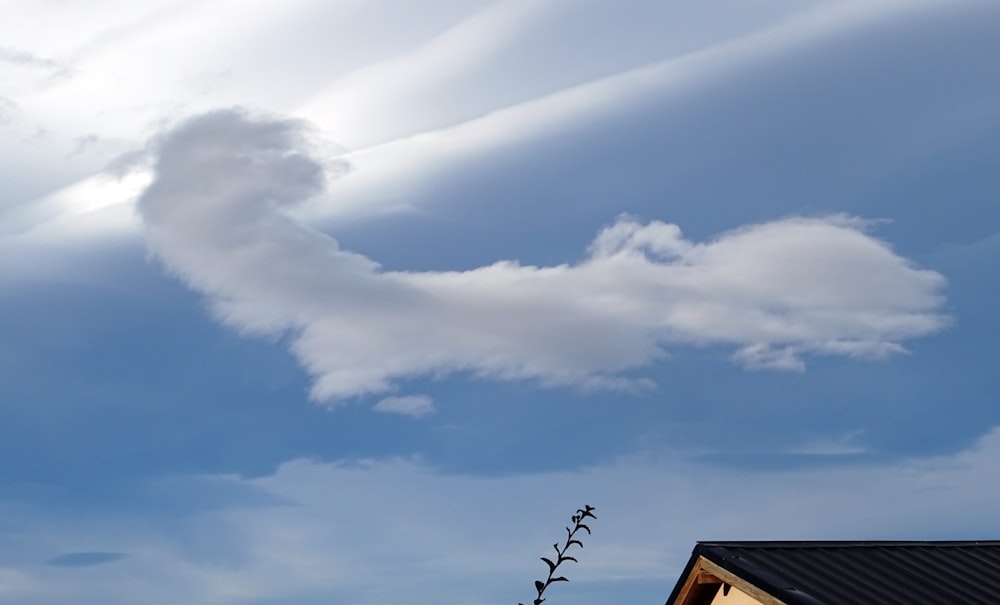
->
[682,541,1000,605]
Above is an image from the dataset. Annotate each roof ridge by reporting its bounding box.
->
[697,540,1000,548]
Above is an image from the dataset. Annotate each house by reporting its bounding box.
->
[665,540,1000,605]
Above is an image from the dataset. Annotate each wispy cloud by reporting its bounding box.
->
[0,96,16,124]
[46,552,128,568]
[299,0,546,150]
[7,426,1000,604]
[374,395,436,418]
[136,109,948,404]
[0,46,63,71]
[786,430,868,456]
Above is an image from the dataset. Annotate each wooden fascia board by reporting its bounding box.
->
[670,556,721,605]
[672,556,789,605]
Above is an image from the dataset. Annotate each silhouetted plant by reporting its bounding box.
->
[519,505,597,605]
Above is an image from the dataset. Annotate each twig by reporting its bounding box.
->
[519,505,597,605]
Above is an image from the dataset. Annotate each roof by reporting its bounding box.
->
[665,540,1000,605]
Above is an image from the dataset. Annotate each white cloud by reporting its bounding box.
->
[374,395,436,418]
[8,0,991,241]
[3,170,148,239]
[298,0,546,150]
[295,0,999,227]
[136,109,948,404]
[0,0,819,153]
[6,427,1000,604]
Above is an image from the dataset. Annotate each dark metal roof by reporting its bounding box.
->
[666,541,1000,605]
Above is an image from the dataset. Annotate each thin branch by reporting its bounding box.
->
[519,505,597,605]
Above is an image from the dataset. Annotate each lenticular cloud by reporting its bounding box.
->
[137,109,948,403]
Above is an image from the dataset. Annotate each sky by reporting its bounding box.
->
[1,0,999,603]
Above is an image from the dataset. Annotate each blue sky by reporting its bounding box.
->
[1,0,999,603]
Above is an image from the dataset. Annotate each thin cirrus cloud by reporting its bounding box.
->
[136,109,948,405]
[45,552,128,568]
[9,427,1000,605]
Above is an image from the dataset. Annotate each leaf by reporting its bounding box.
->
[535,580,545,594]
[568,539,583,549]
[578,523,591,535]
[551,576,569,583]
[560,555,578,563]
[534,599,545,605]
[541,557,556,573]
